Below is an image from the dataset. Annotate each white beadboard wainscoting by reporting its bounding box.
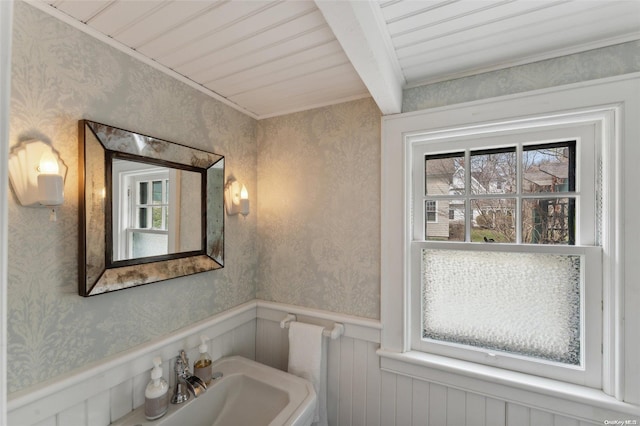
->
[7,300,638,425]
[255,302,606,426]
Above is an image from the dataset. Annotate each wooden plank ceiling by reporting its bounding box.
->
[41,0,640,118]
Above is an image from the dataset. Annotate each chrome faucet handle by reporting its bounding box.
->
[179,350,190,375]
[171,353,190,404]
[174,354,186,376]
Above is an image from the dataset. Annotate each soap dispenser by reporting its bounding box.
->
[144,356,169,420]
[193,335,213,385]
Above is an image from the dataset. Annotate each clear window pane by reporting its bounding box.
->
[470,148,516,194]
[426,199,465,241]
[523,142,575,193]
[426,153,464,196]
[138,207,147,228]
[471,198,516,243]
[139,182,148,204]
[422,249,581,365]
[152,207,164,229]
[522,198,575,245]
[152,180,163,204]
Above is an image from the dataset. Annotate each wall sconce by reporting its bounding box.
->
[225,178,249,216]
[8,140,67,209]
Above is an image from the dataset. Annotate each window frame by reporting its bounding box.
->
[380,76,640,412]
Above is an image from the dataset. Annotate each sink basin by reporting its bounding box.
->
[112,356,316,426]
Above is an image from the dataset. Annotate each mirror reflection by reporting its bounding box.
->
[111,159,202,261]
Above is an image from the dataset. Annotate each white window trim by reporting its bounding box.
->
[380,74,640,419]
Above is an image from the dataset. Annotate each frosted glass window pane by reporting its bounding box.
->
[422,249,581,365]
[132,232,168,258]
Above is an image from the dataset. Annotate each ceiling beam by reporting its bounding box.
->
[315,0,405,115]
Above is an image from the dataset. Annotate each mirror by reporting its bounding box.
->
[79,120,224,296]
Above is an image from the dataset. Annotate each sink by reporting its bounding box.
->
[111,356,316,426]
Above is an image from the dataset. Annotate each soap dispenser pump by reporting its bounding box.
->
[193,335,213,385]
[144,356,169,420]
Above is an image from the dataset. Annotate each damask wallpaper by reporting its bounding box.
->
[256,98,382,319]
[8,1,256,394]
[403,40,640,112]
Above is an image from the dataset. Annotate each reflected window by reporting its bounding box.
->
[129,174,170,259]
[135,178,169,231]
[111,160,176,262]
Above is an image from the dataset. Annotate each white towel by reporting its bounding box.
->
[287,322,327,426]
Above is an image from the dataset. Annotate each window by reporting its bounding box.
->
[425,200,437,223]
[128,174,171,259]
[409,123,601,386]
[381,77,639,412]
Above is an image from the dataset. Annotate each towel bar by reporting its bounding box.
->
[279,313,344,340]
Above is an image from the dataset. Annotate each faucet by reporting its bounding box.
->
[171,350,207,404]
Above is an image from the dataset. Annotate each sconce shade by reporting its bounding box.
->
[37,174,64,206]
[239,184,250,216]
[225,178,250,216]
[8,140,67,207]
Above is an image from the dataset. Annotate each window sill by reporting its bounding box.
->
[377,349,640,421]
